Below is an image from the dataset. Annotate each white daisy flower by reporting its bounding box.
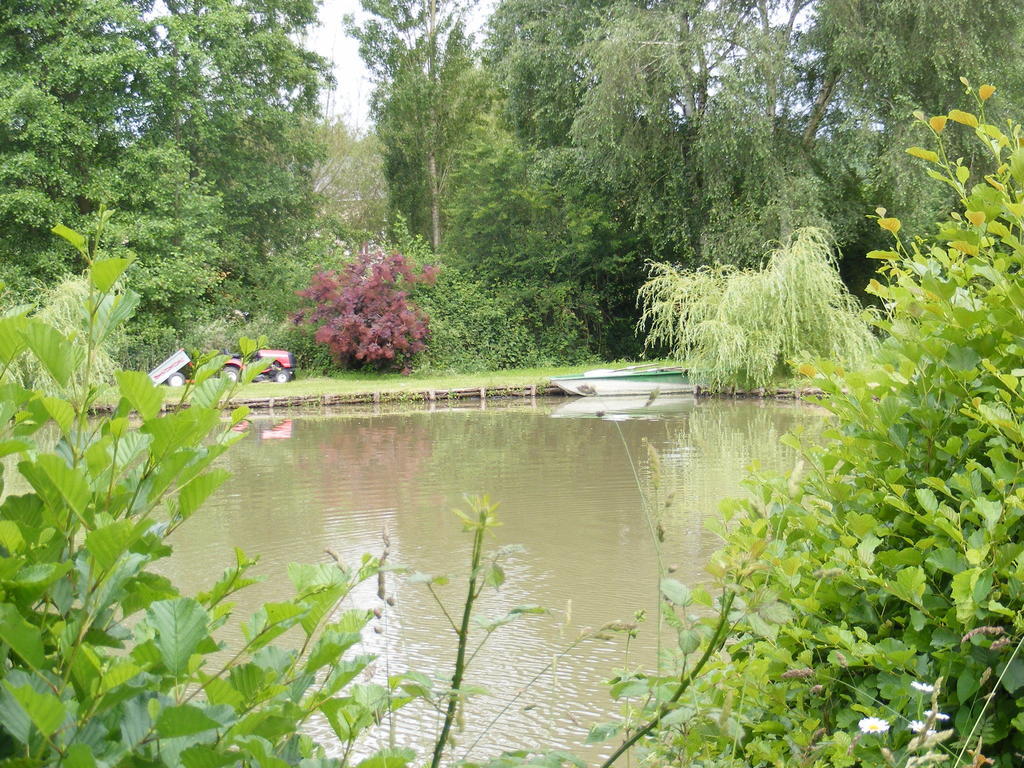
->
[924,710,950,721]
[911,681,935,694]
[908,721,936,734]
[858,716,890,734]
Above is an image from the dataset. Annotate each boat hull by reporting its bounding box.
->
[549,370,693,397]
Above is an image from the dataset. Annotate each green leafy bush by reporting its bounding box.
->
[0,219,420,766]
[663,87,1024,767]
[637,226,877,389]
[415,268,595,372]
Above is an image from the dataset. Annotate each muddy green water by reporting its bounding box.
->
[160,396,825,760]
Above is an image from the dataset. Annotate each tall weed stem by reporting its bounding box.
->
[599,589,736,768]
[430,507,488,768]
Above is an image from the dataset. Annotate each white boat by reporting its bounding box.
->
[549,365,693,397]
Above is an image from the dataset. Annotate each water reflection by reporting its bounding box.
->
[551,394,696,421]
[158,397,826,759]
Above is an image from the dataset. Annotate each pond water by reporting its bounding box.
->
[159,395,826,761]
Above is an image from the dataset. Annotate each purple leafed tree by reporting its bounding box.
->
[294,246,438,373]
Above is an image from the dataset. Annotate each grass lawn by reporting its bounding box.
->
[161,362,678,401]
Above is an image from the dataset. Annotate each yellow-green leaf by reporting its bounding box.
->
[906,147,939,163]
[948,109,979,128]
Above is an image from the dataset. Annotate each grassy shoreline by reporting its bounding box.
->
[157,363,627,403]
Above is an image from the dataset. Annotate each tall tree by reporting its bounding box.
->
[0,0,328,324]
[567,0,1024,274]
[349,0,485,248]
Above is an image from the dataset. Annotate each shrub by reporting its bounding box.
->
[663,87,1024,767]
[637,226,877,389]
[0,219,420,766]
[414,269,596,372]
[294,246,437,373]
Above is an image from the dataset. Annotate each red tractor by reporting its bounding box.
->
[150,348,296,386]
[222,349,296,384]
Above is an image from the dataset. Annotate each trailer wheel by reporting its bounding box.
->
[222,366,240,382]
[165,371,186,387]
[273,369,291,384]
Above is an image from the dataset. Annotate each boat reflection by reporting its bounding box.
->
[551,395,697,421]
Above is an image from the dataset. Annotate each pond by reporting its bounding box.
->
[159,395,826,760]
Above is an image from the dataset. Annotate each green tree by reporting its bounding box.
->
[0,0,329,329]
[349,0,486,248]
[637,226,877,389]
[443,118,645,356]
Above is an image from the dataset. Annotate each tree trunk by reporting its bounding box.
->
[428,150,441,249]
[802,69,840,149]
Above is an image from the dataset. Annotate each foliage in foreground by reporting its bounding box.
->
[0,224,422,766]
[658,89,1024,767]
[637,226,877,389]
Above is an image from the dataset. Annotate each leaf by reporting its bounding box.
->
[585,722,621,743]
[85,520,137,571]
[893,566,926,606]
[64,743,97,768]
[660,578,691,606]
[947,345,980,371]
[974,498,1002,532]
[179,745,238,768]
[485,562,505,588]
[948,109,979,128]
[90,257,132,292]
[915,488,938,513]
[0,316,28,365]
[155,704,221,738]
[949,240,979,256]
[178,470,231,520]
[1000,658,1024,694]
[115,370,164,420]
[147,598,210,675]
[21,320,77,387]
[51,224,87,255]
[305,630,363,672]
[40,397,74,435]
[1010,149,1024,185]
[4,683,66,737]
[905,147,938,163]
[609,678,649,699]
[191,376,232,409]
[92,290,139,345]
[354,748,418,768]
[0,605,46,669]
[18,455,90,522]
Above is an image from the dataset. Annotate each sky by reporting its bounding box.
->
[306,0,495,130]
[307,0,374,128]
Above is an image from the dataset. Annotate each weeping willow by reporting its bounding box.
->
[4,275,120,393]
[637,227,877,390]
